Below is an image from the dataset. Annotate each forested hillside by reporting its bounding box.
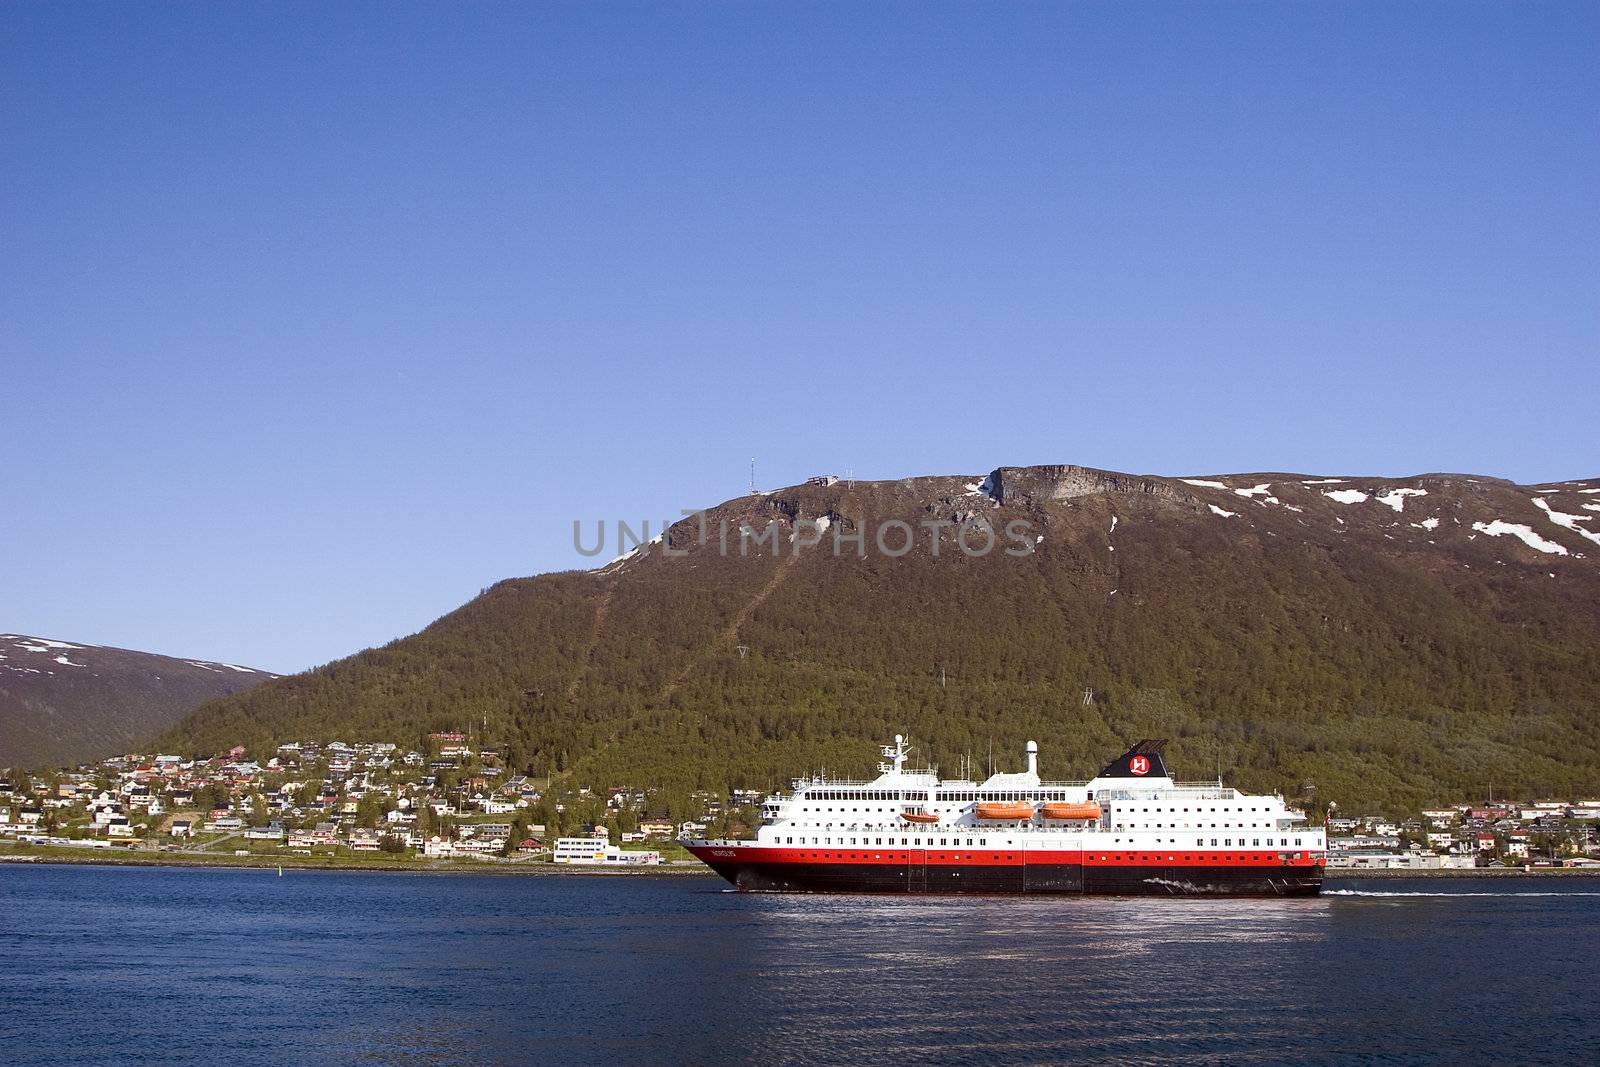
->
[157,465,1600,812]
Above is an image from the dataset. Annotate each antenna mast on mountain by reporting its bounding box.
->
[749,458,757,495]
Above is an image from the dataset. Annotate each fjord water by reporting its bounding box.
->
[2,867,1597,1065]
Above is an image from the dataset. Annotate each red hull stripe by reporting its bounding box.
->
[689,846,1323,869]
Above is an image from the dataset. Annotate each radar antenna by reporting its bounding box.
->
[877,733,909,775]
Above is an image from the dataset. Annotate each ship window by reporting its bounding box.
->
[786,837,792,844]
[1295,838,1302,845]
[1211,839,1218,846]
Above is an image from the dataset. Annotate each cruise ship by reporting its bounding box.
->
[684,735,1325,896]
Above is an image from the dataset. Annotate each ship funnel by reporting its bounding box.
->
[1026,739,1038,776]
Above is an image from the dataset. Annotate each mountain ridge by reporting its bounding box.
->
[0,633,277,769]
[156,462,1600,810]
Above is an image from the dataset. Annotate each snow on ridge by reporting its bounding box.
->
[1412,517,1440,530]
[963,476,998,503]
[1472,520,1568,556]
[187,661,223,673]
[223,663,258,674]
[1182,479,1228,489]
[1376,488,1427,512]
[1585,504,1600,513]
[53,654,86,667]
[603,531,665,570]
[1209,504,1238,518]
[3,635,87,652]
[1324,489,1369,505]
[1302,478,1346,484]
[1533,497,1600,548]
[1234,483,1273,499]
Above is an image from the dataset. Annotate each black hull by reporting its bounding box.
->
[710,860,1322,897]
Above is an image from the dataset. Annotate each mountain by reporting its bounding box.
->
[0,634,277,769]
[157,465,1600,812]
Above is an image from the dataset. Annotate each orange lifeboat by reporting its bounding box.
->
[1041,801,1102,821]
[900,810,940,824]
[974,802,1034,820]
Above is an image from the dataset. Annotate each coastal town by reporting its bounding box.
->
[0,733,756,869]
[4,733,1600,874]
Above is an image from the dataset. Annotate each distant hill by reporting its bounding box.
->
[0,634,276,769]
[157,464,1600,811]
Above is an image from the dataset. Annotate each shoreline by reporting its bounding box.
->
[1324,866,1600,878]
[6,848,1598,879]
[0,848,714,876]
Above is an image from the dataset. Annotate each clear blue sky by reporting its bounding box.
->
[3,3,1595,673]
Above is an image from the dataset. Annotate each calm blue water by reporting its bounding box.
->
[1,866,1597,1066]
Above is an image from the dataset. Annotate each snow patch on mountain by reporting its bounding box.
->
[1209,504,1238,518]
[1324,489,1370,504]
[963,476,998,504]
[1412,517,1441,530]
[604,532,664,570]
[1472,520,1568,555]
[1183,479,1228,489]
[0,635,85,651]
[1376,488,1427,512]
[1534,497,1600,548]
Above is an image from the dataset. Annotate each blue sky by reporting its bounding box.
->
[3,3,1596,673]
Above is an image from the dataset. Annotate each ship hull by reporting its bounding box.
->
[687,847,1322,897]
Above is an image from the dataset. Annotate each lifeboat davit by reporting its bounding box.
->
[900,810,940,824]
[1041,801,1102,821]
[975,802,1035,820]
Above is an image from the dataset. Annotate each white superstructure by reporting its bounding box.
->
[749,736,1323,856]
